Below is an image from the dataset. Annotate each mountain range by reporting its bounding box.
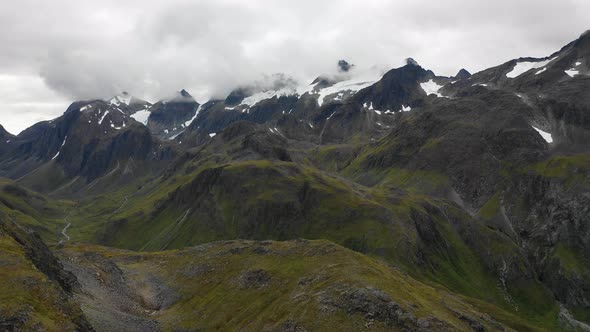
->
[1,30,590,331]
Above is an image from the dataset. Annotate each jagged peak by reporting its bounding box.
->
[0,124,14,138]
[454,68,471,79]
[179,89,192,98]
[337,60,354,73]
[405,57,420,66]
[163,89,197,104]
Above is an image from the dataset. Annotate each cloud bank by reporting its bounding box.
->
[0,0,589,133]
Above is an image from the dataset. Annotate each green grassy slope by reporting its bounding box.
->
[58,239,549,331]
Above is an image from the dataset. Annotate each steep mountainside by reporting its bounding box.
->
[54,239,541,331]
[0,213,93,331]
[1,30,590,331]
[0,100,178,195]
[145,89,200,140]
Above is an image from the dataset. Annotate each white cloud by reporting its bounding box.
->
[0,75,69,134]
[0,0,589,132]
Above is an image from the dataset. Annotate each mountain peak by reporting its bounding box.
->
[337,60,354,72]
[0,124,13,139]
[405,57,420,66]
[109,92,133,106]
[163,89,197,103]
[454,68,471,79]
[179,89,192,98]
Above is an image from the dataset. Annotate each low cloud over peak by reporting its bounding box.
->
[1,0,589,133]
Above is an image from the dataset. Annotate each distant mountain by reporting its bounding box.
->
[108,91,152,115]
[0,99,177,194]
[1,30,590,331]
[144,89,200,140]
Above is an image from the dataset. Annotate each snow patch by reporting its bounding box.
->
[565,69,579,77]
[420,79,444,97]
[241,87,296,108]
[401,105,411,112]
[98,111,109,125]
[209,133,216,138]
[532,126,553,143]
[506,57,557,78]
[311,70,382,106]
[184,104,202,127]
[52,136,67,160]
[131,109,150,125]
[169,130,185,140]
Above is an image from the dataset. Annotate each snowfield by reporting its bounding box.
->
[506,57,556,78]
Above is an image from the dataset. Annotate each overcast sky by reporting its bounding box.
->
[0,0,588,134]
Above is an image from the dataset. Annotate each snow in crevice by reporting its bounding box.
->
[208,133,216,138]
[506,57,557,78]
[98,111,109,125]
[420,79,444,97]
[184,104,202,127]
[268,127,281,135]
[400,105,411,112]
[80,105,91,112]
[535,68,547,75]
[532,126,553,143]
[326,111,336,120]
[169,130,185,140]
[52,136,67,160]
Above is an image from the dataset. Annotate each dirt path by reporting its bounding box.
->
[58,210,74,245]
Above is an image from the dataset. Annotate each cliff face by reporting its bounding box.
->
[0,212,94,331]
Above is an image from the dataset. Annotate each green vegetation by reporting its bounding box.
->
[0,216,89,331]
[58,239,548,331]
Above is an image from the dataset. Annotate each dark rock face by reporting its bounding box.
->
[318,285,421,330]
[337,59,354,72]
[0,100,176,194]
[147,90,200,139]
[454,68,471,79]
[353,64,433,113]
[0,214,79,293]
[0,125,12,140]
[504,174,590,308]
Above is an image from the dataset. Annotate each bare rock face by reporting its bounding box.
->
[147,89,200,139]
[238,269,271,289]
[318,285,422,330]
